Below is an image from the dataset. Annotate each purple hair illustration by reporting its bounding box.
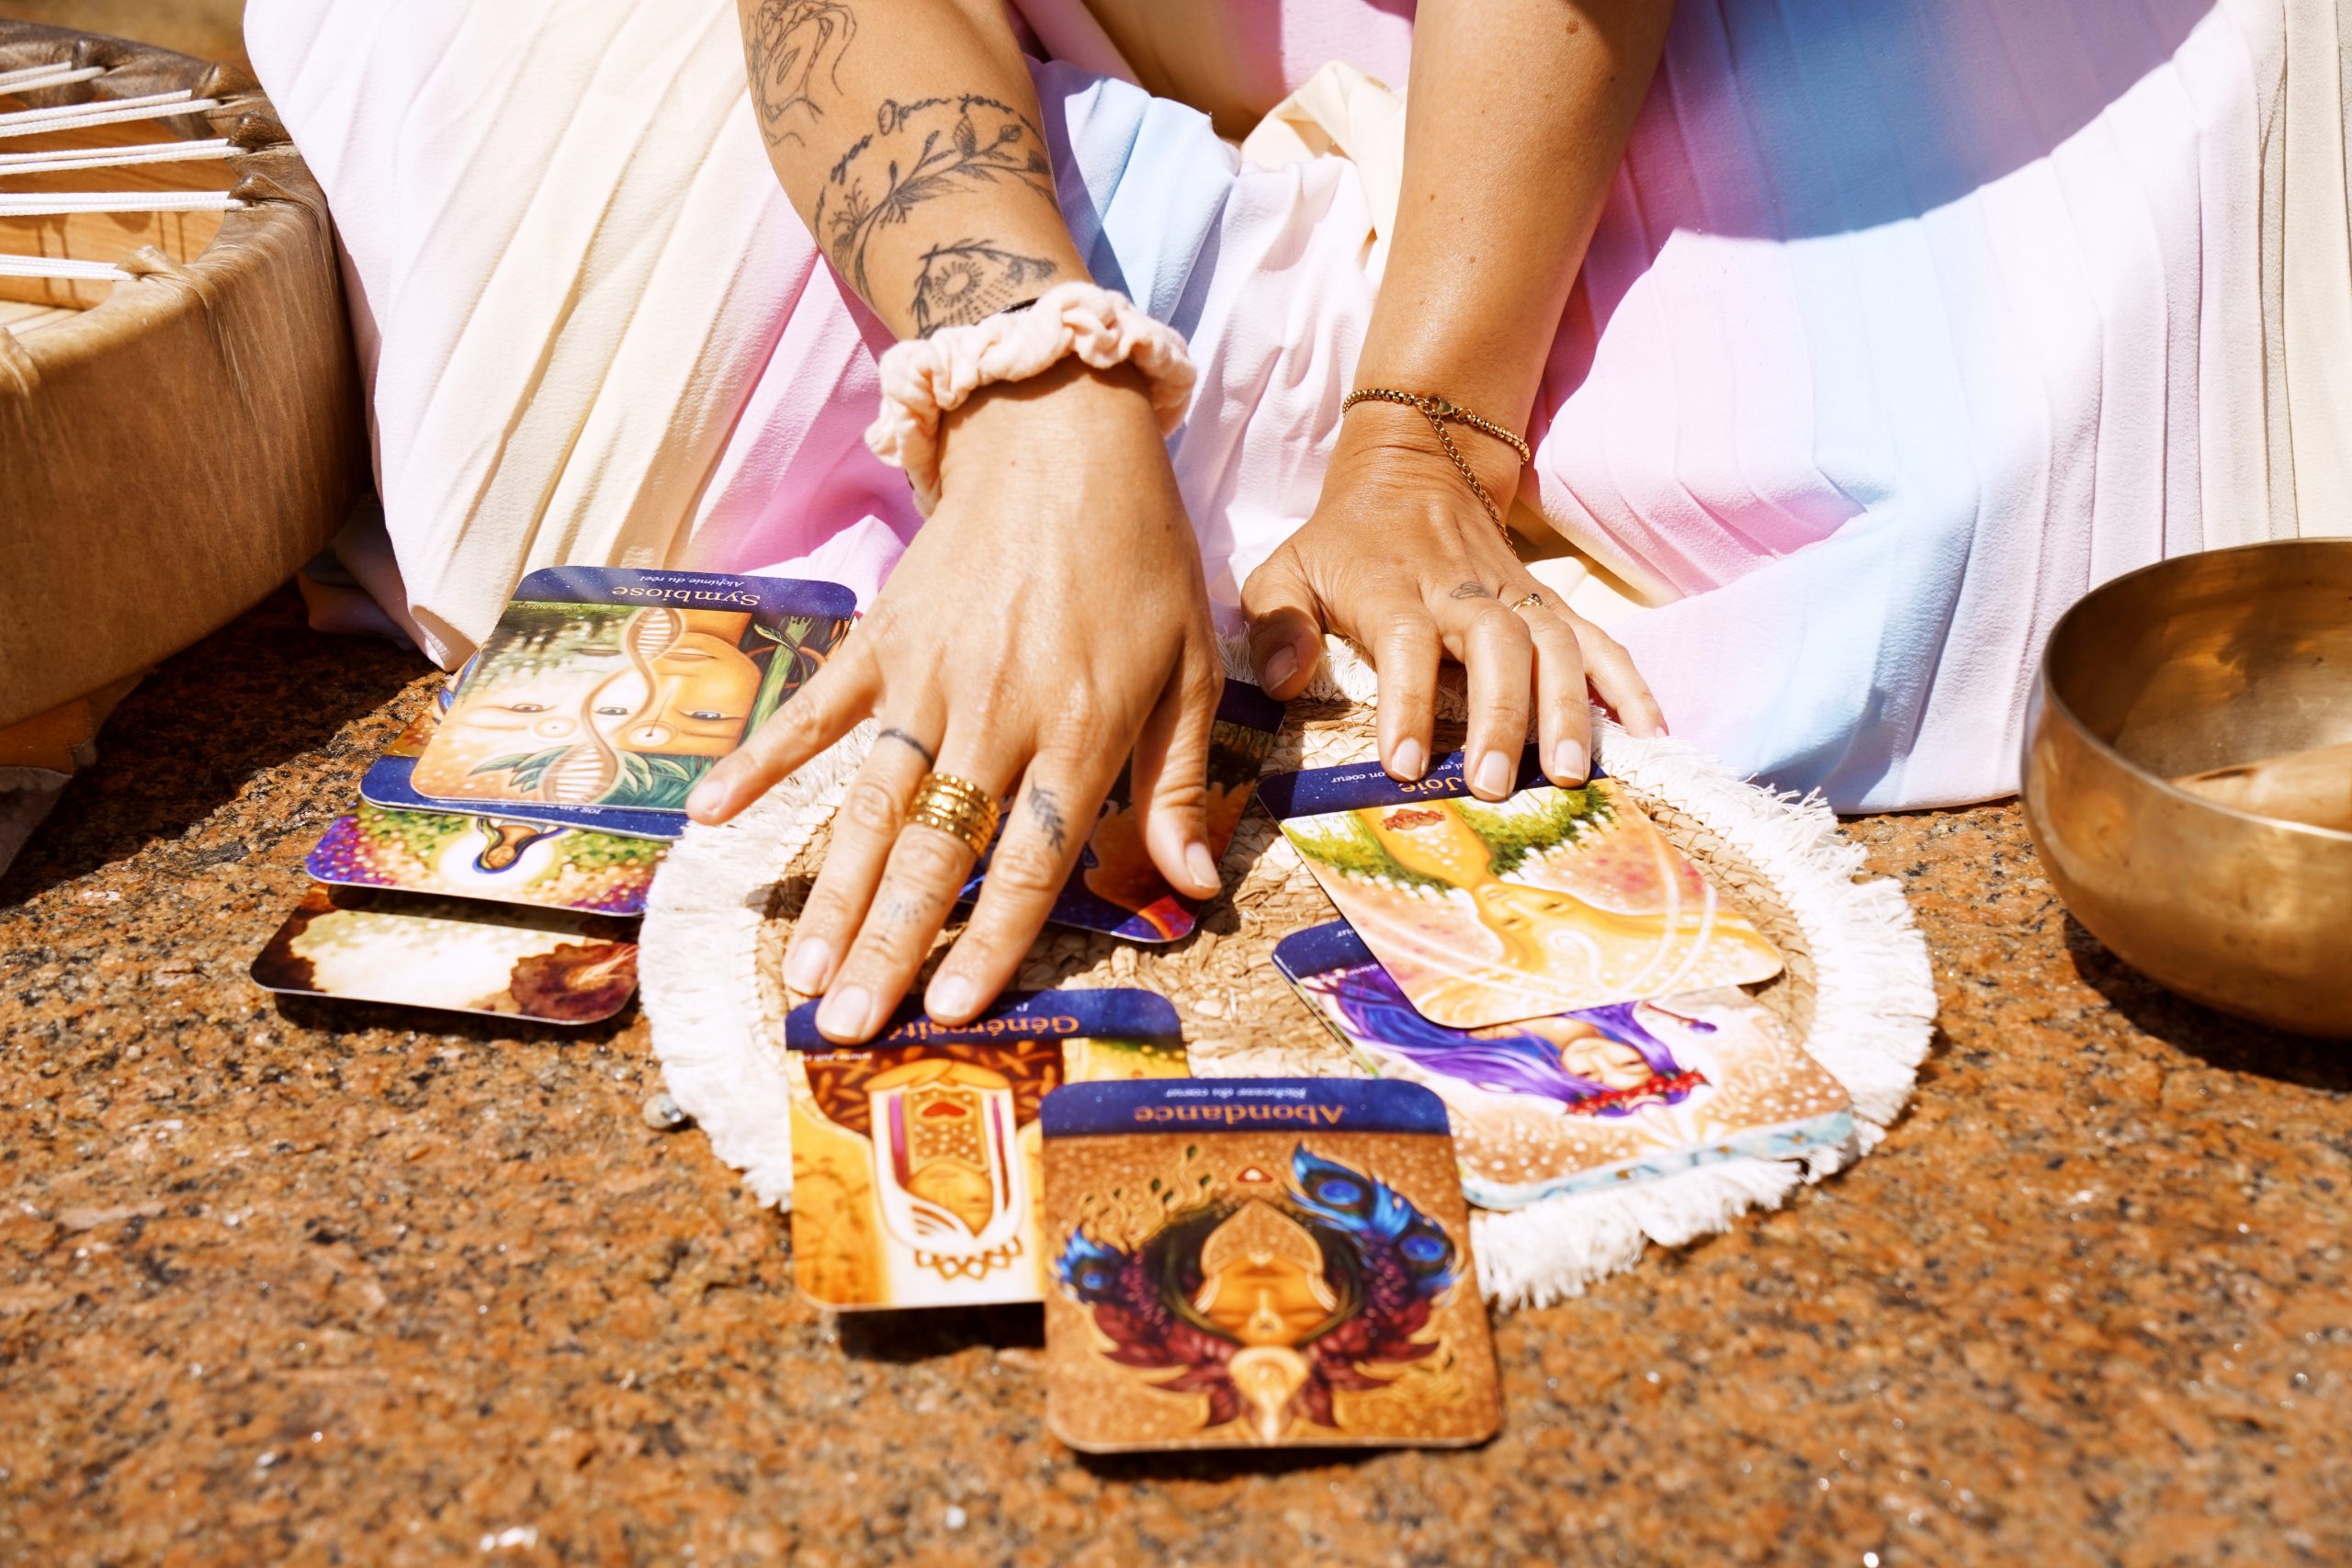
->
[1313,963,1712,1117]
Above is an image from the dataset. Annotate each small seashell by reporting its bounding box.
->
[640,1091,692,1133]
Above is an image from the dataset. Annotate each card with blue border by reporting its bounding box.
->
[1272,921,1852,1210]
[960,681,1285,943]
[1039,1077,1501,1452]
[400,569,853,825]
[1259,749,1781,1027]
[782,988,1186,1310]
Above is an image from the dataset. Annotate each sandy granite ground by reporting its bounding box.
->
[3,591,2346,1565]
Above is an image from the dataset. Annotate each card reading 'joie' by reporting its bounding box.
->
[404,569,854,825]
[960,682,1284,943]
[306,804,663,916]
[1272,921,1853,1210]
[249,886,639,1024]
[783,989,1185,1311]
[1041,1077,1500,1452]
[1259,750,1783,1029]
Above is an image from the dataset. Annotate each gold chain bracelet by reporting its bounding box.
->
[1341,388,1533,547]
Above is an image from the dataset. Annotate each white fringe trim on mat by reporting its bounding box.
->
[638,634,1939,1310]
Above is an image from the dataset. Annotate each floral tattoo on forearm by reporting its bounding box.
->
[744,0,857,149]
[815,95,1058,303]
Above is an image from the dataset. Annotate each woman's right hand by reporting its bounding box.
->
[684,359,1226,1042]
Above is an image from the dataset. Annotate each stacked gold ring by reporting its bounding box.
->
[906,771,1001,857]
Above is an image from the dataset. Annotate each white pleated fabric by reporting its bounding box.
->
[246,0,2346,809]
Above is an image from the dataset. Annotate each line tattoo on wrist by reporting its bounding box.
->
[820,94,1056,299]
[912,239,1058,335]
[744,0,857,149]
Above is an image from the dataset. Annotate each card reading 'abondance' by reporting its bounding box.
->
[1041,1077,1499,1453]
[306,804,663,916]
[782,989,1186,1311]
[1258,750,1783,1029]
[961,682,1284,943]
[249,886,639,1024]
[405,569,854,822]
[1272,921,1853,1210]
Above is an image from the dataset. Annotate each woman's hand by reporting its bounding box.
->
[1241,400,1663,799]
[685,359,1224,1041]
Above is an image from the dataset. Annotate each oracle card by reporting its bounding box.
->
[783,988,1184,1310]
[1273,921,1853,1209]
[407,568,854,819]
[249,886,638,1024]
[306,804,663,916]
[363,677,684,841]
[1259,751,1782,1028]
[962,682,1284,942]
[1042,1077,1500,1452]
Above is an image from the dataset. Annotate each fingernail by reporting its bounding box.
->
[817,984,875,1041]
[1391,739,1426,781]
[1185,840,1219,895]
[1263,646,1299,692]
[784,936,833,994]
[1554,739,1589,784]
[1474,750,1511,799]
[686,773,734,822]
[928,973,974,1021]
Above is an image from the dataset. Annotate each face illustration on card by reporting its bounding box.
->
[249,886,638,1023]
[409,569,853,815]
[784,990,1184,1310]
[1260,751,1782,1028]
[307,805,664,915]
[1273,922,1851,1208]
[1041,1078,1500,1452]
[963,682,1284,942]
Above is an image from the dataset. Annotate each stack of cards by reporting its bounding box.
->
[250,568,856,1022]
[1258,748,1854,1203]
[1042,1077,1501,1451]
[784,988,1186,1309]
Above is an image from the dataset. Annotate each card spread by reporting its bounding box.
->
[1272,921,1853,1209]
[306,804,664,916]
[1259,750,1783,1027]
[783,989,1185,1310]
[405,568,854,820]
[1041,1077,1500,1452]
[961,681,1284,943]
[249,886,639,1024]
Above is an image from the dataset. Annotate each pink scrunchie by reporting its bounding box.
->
[863,281,1197,514]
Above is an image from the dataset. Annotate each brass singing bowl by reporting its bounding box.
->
[2023,538,2352,1037]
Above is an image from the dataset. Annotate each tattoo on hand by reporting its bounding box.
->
[1451,581,1493,600]
[744,0,857,149]
[912,239,1057,335]
[876,726,936,768]
[823,95,1056,299]
[1025,785,1069,854]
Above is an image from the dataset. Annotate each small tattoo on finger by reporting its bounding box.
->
[1450,581,1493,600]
[1026,785,1069,853]
[876,726,936,767]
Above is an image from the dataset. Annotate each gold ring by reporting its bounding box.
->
[906,772,1001,857]
[1509,591,1544,613]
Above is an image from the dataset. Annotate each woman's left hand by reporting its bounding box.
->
[1240,399,1664,799]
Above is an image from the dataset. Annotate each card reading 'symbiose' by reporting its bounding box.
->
[382,569,854,835]
[1040,1077,1499,1452]
[1259,749,1783,1028]
[782,989,1185,1311]
[960,681,1285,944]
[1272,920,1853,1210]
